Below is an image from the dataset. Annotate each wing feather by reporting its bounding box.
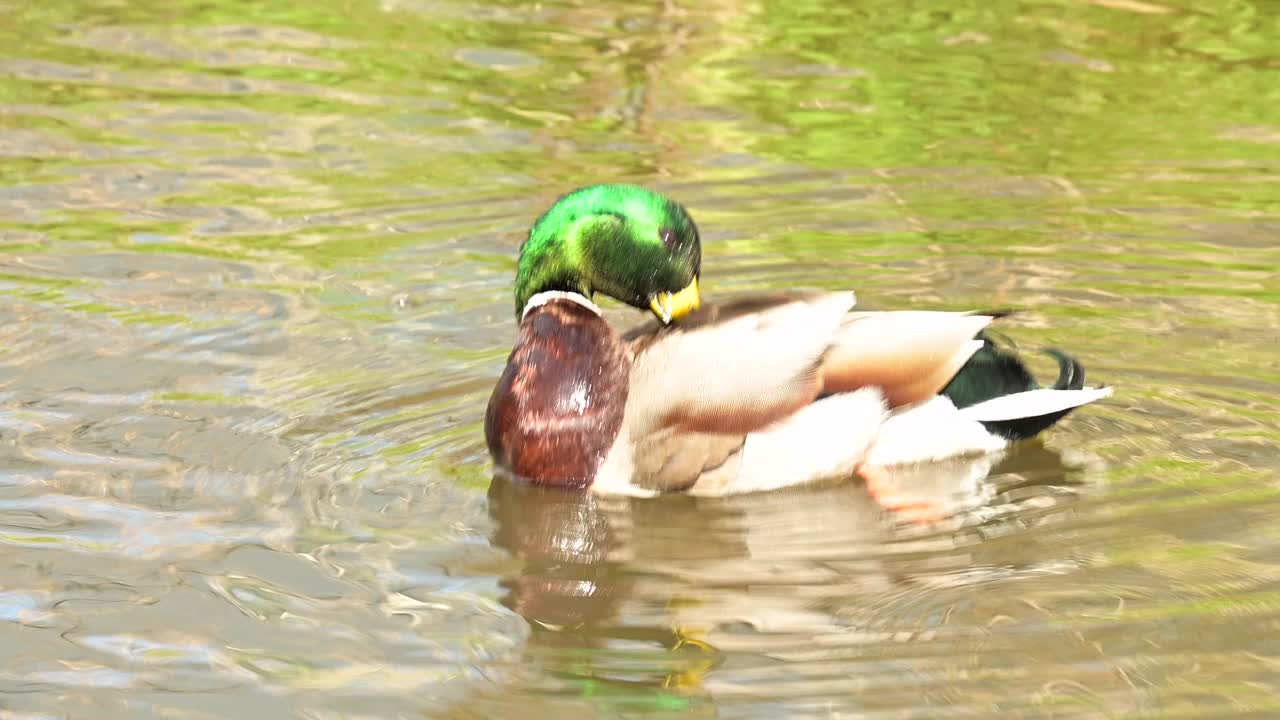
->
[624,291,856,434]
[821,311,994,406]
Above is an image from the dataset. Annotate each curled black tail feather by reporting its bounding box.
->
[1044,348,1085,391]
[942,335,1090,441]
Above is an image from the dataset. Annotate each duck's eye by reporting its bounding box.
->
[660,228,679,251]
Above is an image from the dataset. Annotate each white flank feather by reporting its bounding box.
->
[688,388,888,496]
[863,396,1009,467]
[590,439,656,497]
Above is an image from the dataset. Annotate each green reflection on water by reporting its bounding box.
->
[1,0,1279,717]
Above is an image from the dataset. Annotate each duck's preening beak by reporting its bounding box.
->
[648,276,701,324]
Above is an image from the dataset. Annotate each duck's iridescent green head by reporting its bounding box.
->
[515,184,702,324]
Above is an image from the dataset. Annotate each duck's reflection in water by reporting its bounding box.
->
[488,444,1102,708]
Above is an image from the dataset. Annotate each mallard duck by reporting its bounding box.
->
[485,184,1111,497]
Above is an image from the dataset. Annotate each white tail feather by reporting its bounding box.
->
[960,386,1114,423]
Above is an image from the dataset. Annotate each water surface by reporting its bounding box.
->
[1,0,1278,717]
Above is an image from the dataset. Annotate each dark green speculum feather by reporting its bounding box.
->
[514,185,702,316]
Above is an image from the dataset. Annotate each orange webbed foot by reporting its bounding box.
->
[858,464,945,526]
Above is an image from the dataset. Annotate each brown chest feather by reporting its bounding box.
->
[485,300,631,487]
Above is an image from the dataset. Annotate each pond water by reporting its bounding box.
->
[1,0,1278,717]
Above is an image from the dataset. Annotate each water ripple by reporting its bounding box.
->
[0,0,1277,717]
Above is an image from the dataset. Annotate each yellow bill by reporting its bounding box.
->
[648,276,701,324]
